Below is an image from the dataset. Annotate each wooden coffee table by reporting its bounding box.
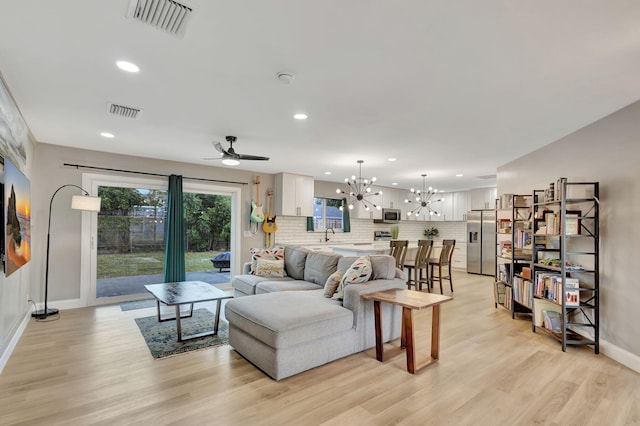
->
[144,281,233,342]
[363,289,453,373]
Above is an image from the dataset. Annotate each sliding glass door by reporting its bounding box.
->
[80,174,241,306]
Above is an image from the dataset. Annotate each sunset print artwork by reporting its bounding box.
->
[5,157,30,276]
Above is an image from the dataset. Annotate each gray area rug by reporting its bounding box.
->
[121,299,156,311]
[134,308,229,359]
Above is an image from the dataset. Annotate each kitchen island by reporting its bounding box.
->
[330,243,391,256]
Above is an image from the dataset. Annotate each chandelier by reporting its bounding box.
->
[336,160,383,211]
[405,174,444,217]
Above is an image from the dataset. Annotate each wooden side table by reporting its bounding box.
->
[363,289,453,373]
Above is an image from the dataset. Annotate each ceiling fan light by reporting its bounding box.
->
[222,158,240,166]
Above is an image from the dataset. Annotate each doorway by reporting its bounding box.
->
[80,174,241,306]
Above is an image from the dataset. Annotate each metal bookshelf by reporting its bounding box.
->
[494,194,534,318]
[531,181,599,353]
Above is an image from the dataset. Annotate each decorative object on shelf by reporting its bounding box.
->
[336,160,382,211]
[424,227,439,239]
[390,225,399,239]
[32,184,101,320]
[404,174,444,217]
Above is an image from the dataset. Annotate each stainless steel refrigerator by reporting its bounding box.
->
[467,210,496,275]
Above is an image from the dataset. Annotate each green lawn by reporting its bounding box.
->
[97,251,222,279]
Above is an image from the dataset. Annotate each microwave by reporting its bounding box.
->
[374,208,402,223]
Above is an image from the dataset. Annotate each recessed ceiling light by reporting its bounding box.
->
[293,113,308,120]
[392,182,398,186]
[116,60,140,73]
[324,171,332,175]
[456,173,463,177]
[100,132,115,138]
[388,158,397,162]
[222,158,240,166]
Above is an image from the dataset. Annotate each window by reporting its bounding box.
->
[313,197,343,231]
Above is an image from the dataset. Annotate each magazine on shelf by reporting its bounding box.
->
[565,278,580,307]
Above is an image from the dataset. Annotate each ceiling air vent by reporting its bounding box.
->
[476,174,497,180]
[126,0,193,37]
[107,103,143,120]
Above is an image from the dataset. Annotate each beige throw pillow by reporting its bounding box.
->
[332,256,372,300]
[249,246,285,275]
[323,270,343,298]
[255,258,285,278]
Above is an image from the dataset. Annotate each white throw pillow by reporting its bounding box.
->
[255,258,286,278]
[249,246,284,275]
[332,256,372,300]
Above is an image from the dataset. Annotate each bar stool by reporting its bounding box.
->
[404,239,433,291]
[428,239,456,293]
[389,240,409,270]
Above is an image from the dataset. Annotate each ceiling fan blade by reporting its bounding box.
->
[213,141,228,155]
[237,154,270,161]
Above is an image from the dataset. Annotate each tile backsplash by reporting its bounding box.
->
[272,216,467,246]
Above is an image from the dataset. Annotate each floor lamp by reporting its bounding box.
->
[32,184,101,319]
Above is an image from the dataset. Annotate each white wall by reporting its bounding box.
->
[497,100,640,369]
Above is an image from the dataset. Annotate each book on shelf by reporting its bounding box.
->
[565,278,580,307]
[543,310,562,333]
[564,210,581,235]
[545,213,559,234]
[534,272,562,302]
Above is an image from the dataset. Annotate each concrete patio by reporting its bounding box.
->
[96,270,231,298]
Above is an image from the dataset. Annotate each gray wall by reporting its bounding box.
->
[497,100,640,368]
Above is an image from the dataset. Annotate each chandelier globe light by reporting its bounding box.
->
[404,174,444,217]
[336,160,383,211]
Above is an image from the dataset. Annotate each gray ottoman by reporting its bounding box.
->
[225,290,357,380]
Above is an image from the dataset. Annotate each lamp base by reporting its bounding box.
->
[32,308,59,319]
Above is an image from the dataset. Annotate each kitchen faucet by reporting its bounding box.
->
[324,227,335,242]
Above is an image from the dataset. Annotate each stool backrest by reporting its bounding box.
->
[390,240,409,270]
[415,239,434,269]
[440,239,456,265]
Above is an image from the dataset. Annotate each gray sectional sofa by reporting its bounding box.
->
[225,245,405,380]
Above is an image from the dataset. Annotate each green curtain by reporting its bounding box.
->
[164,174,186,283]
[341,198,351,232]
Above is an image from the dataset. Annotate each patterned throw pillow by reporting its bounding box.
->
[332,256,372,300]
[249,247,285,275]
[323,270,343,298]
[255,258,286,278]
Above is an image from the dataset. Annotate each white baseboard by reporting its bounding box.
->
[0,310,32,374]
[600,339,640,374]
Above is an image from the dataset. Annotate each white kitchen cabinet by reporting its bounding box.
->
[452,191,470,221]
[470,187,497,210]
[274,173,314,216]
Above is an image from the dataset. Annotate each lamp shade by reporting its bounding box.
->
[71,195,102,212]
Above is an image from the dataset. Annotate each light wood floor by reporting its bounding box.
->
[1,273,638,425]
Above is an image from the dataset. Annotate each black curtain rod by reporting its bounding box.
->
[63,163,248,186]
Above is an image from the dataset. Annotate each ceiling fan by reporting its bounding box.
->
[210,136,270,166]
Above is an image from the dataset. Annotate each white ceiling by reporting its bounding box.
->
[1,0,639,192]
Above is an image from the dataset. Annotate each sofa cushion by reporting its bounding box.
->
[233,274,292,296]
[250,246,284,275]
[255,258,285,278]
[284,245,309,280]
[338,255,396,280]
[225,291,353,349]
[256,280,322,294]
[323,270,343,298]
[303,251,341,286]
